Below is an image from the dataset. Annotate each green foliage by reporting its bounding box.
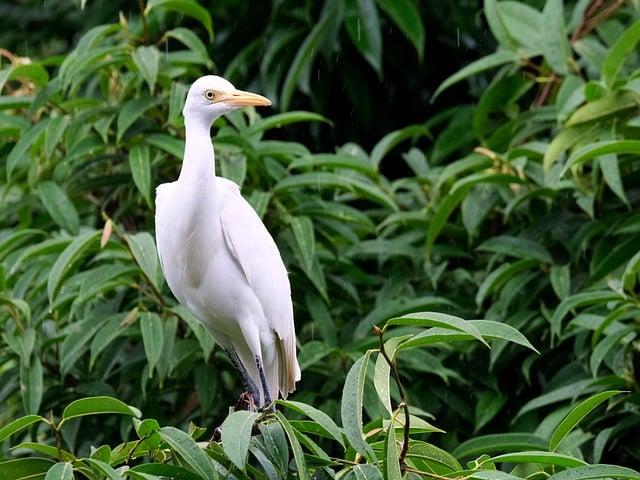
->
[1,0,640,478]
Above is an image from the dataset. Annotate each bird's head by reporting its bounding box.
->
[182,75,271,124]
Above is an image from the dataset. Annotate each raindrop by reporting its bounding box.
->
[457,28,460,47]
[357,19,361,41]
[165,41,169,61]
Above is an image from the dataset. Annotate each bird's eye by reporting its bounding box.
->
[204,90,216,100]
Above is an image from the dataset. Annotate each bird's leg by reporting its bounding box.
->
[225,348,260,409]
[255,356,274,411]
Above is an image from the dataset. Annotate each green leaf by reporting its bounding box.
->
[47,230,100,303]
[44,462,73,480]
[0,415,46,444]
[127,232,164,291]
[37,181,79,235]
[622,250,640,292]
[290,216,316,275]
[246,111,330,135]
[541,0,570,74]
[85,459,121,480]
[343,465,384,480]
[139,312,164,377]
[145,0,213,40]
[599,153,629,206]
[602,19,640,88]
[166,28,211,67]
[453,433,547,459]
[433,50,518,99]
[290,153,375,175]
[116,96,157,142]
[377,0,425,60]
[0,458,54,480]
[59,396,141,428]
[130,464,204,480]
[484,0,517,49]
[476,259,540,307]
[487,451,586,467]
[476,235,553,263]
[146,133,184,158]
[20,355,42,415]
[562,140,640,176]
[515,379,592,419]
[549,390,624,451]
[475,391,507,432]
[341,351,376,461]
[278,400,345,448]
[399,320,538,353]
[7,121,47,181]
[168,82,189,128]
[274,172,397,211]
[550,264,571,300]
[132,46,161,92]
[280,13,335,110]
[386,312,488,347]
[426,174,525,255]
[498,1,542,49]
[345,0,382,74]
[159,427,218,479]
[128,144,152,206]
[304,293,337,346]
[274,411,310,480]
[566,93,638,126]
[374,337,407,415]
[44,116,70,160]
[384,421,402,480]
[546,465,640,480]
[370,125,430,170]
[550,290,622,337]
[220,410,260,471]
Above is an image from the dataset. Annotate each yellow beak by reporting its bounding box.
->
[217,89,271,107]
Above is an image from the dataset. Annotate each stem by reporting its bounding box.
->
[138,0,149,44]
[375,327,411,469]
[49,413,63,460]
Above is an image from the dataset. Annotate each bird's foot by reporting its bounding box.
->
[234,391,257,412]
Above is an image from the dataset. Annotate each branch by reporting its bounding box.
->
[375,326,411,469]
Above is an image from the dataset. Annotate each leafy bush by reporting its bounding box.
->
[1,0,640,478]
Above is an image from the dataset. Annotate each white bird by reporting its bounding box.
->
[155,75,300,409]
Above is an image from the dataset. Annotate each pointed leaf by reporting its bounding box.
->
[341,351,376,461]
[129,144,152,206]
[221,411,260,471]
[159,427,217,479]
[140,312,164,376]
[549,390,624,451]
[47,230,100,303]
[132,46,160,92]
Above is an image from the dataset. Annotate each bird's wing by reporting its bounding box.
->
[218,179,300,395]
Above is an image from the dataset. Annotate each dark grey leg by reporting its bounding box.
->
[226,348,260,404]
[255,356,272,406]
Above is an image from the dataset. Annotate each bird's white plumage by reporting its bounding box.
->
[154,75,300,406]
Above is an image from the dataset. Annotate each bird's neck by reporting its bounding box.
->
[179,117,215,183]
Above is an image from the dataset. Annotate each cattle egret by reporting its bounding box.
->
[155,75,300,409]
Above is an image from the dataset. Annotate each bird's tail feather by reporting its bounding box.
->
[277,334,300,398]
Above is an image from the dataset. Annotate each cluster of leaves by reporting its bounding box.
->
[2,313,635,480]
[0,0,640,478]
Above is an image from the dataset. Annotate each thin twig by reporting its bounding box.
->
[138,0,150,44]
[375,326,411,469]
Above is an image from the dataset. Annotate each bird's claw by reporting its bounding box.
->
[234,391,257,412]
